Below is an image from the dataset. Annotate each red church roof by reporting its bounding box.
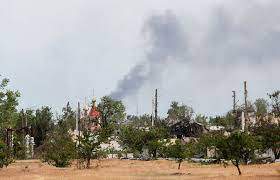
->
[89,106,100,119]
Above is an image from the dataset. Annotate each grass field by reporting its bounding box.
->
[0,159,279,180]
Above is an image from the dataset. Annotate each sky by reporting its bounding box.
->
[0,0,279,117]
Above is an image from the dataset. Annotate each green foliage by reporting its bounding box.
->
[0,77,20,129]
[119,125,143,154]
[126,114,152,128]
[165,140,193,169]
[0,140,13,168]
[12,134,26,159]
[209,113,235,130]
[41,123,76,167]
[268,91,280,117]
[33,106,54,147]
[207,131,260,175]
[254,98,269,119]
[145,127,169,159]
[59,102,76,131]
[119,125,168,159]
[194,132,224,158]
[15,109,36,130]
[98,96,126,127]
[251,121,280,160]
[195,114,208,126]
[77,125,113,168]
[167,101,194,124]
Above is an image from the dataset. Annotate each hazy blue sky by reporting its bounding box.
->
[1,0,279,117]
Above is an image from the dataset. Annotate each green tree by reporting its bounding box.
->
[12,134,26,159]
[195,132,223,158]
[119,125,168,159]
[214,132,259,175]
[15,109,36,129]
[165,140,193,170]
[40,122,76,167]
[98,96,126,127]
[77,125,113,168]
[209,113,235,130]
[145,127,169,159]
[268,91,280,117]
[118,125,143,155]
[0,140,12,168]
[195,114,208,126]
[60,102,76,131]
[126,114,152,128]
[167,102,194,124]
[209,116,224,126]
[33,106,54,147]
[251,121,280,160]
[0,77,20,132]
[254,98,269,119]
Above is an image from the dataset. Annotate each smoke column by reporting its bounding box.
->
[110,11,187,99]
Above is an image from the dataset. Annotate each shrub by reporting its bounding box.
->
[0,140,13,168]
[41,126,76,167]
[12,135,27,160]
[77,128,108,168]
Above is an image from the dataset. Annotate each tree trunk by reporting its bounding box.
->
[272,148,280,160]
[232,160,241,175]
[153,150,157,159]
[86,157,91,169]
[236,165,242,175]
[178,162,181,170]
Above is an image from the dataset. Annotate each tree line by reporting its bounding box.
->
[0,76,279,175]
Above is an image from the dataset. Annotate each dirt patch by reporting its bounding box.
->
[0,159,279,180]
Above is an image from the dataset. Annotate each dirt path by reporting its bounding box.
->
[0,159,279,180]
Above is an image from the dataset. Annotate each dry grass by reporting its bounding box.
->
[0,159,279,180]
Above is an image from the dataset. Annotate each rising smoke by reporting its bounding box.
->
[111,0,280,102]
[110,11,187,99]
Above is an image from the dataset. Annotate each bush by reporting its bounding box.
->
[0,140,13,168]
[119,125,169,159]
[12,135,26,160]
[41,126,76,167]
[77,128,108,168]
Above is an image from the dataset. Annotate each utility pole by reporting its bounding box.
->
[136,95,139,116]
[25,113,27,127]
[232,90,239,128]
[21,109,27,144]
[151,98,154,127]
[76,102,81,168]
[77,102,81,137]
[155,89,158,123]
[21,109,24,128]
[136,103,139,116]
[232,91,236,112]
[244,81,248,130]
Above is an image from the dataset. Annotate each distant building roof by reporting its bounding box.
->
[170,120,208,138]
